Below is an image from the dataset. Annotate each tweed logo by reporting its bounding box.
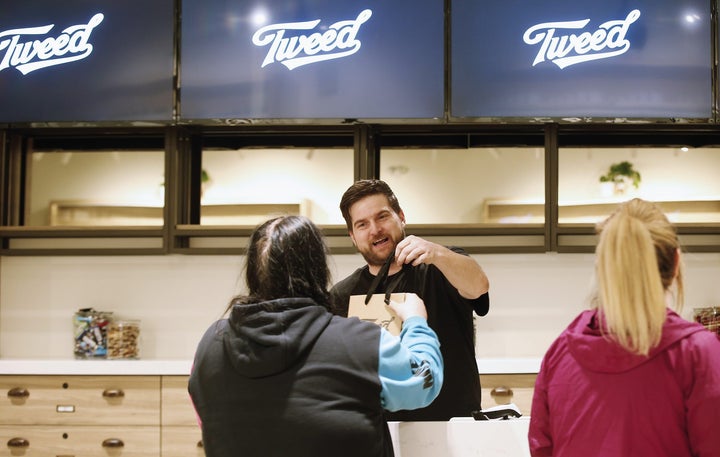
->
[0,13,104,75]
[252,9,372,70]
[523,9,641,69]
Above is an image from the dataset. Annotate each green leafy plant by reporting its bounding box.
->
[599,161,641,189]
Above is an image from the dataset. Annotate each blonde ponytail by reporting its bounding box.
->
[595,199,683,356]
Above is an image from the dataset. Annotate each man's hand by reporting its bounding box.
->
[395,235,490,299]
[395,235,438,266]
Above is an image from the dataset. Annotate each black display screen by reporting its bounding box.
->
[451,0,711,119]
[0,0,174,123]
[180,0,444,121]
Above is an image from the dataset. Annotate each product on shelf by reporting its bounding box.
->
[107,320,141,359]
[73,308,112,358]
[694,307,720,337]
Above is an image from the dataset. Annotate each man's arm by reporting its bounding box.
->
[395,235,489,299]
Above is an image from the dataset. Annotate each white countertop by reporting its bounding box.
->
[0,358,540,376]
[390,418,531,457]
[0,359,193,375]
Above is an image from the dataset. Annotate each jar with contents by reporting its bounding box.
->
[73,308,112,359]
[107,320,141,359]
[693,307,720,337]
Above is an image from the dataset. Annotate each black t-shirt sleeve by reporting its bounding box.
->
[472,292,490,316]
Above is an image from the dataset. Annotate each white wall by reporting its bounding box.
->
[2,252,718,360]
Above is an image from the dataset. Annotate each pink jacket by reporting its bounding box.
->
[529,309,720,457]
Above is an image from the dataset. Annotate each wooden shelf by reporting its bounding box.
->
[483,198,720,224]
[49,200,308,226]
[50,201,163,226]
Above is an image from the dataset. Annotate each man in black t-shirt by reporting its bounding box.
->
[330,179,490,421]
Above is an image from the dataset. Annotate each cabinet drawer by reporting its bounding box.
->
[0,375,160,425]
[161,425,205,457]
[161,376,197,426]
[0,425,159,457]
[480,373,537,416]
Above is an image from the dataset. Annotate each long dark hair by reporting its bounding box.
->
[227,215,333,313]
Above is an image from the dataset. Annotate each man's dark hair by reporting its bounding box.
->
[339,179,402,231]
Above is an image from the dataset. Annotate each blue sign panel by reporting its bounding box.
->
[0,0,174,123]
[180,0,444,120]
[451,0,711,119]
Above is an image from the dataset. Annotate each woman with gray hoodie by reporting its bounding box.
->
[189,215,443,457]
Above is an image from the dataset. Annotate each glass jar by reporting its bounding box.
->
[693,307,720,337]
[73,308,112,359]
[107,320,141,359]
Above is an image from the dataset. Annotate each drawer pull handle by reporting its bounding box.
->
[7,387,29,399]
[102,438,124,448]
[197,440,204,448]
[490,386,513,397]
[7,437,30,448]
[102,389,125,398]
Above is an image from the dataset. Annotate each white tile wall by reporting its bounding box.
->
[1,252,718,361]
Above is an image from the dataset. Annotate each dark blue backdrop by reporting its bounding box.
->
[451,0,712,119]
[0,0,174,123]
[180,0,445,120]
[0,1,711,123]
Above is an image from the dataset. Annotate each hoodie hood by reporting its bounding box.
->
[223,297,333,378]
[566,308,707,373]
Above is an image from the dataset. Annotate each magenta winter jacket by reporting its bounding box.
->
[529,309,720,457]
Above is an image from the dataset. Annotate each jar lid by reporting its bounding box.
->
[111,319,140,325]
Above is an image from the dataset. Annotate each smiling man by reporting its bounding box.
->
[331,179,490,421]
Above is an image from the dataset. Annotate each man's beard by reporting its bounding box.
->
[361,249,390,269]
[361,230,405,269]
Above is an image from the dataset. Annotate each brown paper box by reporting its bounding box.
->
[348,293,405,336]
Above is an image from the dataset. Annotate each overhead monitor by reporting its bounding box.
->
[451,0,712,119]
[0,0,174,123]
[180,0,444,121]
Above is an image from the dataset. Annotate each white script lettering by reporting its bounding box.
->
[523,9,641,69]
[0,13,104,75]
[252,9,372,70]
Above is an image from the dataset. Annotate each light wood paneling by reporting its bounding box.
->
[480,373,537,416]
[161,425,204,457]
[161,376,197,426]
[0,375,160,425]
[0,425,159,457]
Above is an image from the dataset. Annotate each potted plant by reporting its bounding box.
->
[599,161,641,196]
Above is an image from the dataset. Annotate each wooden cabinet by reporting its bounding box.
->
[0,426,160,457]
[0,374,204,457]
[0,375,161,456]
[480,373,537,416]
[161,376,204,457]
[160,376,197,426]
[0,375,160,425]
[1,372,537,455]
[161,426,205,457]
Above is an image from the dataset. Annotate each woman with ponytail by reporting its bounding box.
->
[529,198,720,457]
